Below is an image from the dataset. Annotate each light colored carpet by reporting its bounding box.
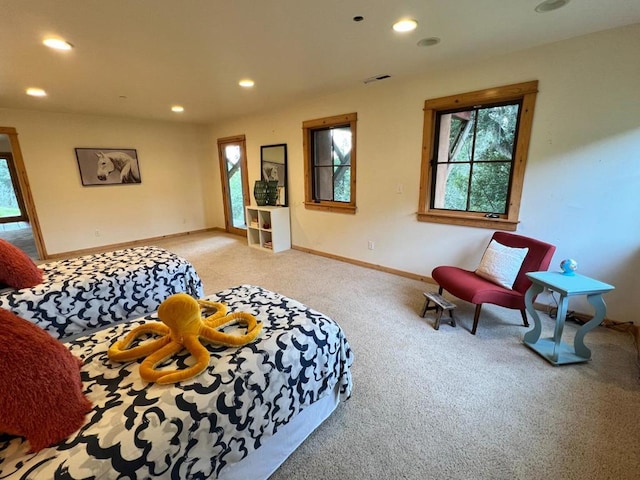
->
[138,231,639,479]
[0,224,38,259]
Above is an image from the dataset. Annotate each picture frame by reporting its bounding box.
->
[260,143,287,206]
[75,148,141,186]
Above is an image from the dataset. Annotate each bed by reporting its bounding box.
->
[0,285,354,479]
[0,246,204,340]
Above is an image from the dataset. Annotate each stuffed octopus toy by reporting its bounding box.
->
[108,293,262,384]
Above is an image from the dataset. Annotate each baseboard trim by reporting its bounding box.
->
[45,227,222,260]
[291,244,436,284]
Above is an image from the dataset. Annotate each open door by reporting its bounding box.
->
[217,135,250,236]
[0,127,46,259]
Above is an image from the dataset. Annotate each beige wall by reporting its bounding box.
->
[0,109,215,254]
[210,24,640,324]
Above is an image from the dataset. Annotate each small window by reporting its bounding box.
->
[303,113,357,214]
[418,81,538,230]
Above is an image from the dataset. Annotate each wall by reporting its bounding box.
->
[0,109,214,254]
[209,24,640,324]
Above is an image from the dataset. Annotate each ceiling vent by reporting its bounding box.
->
[363,74,391,84]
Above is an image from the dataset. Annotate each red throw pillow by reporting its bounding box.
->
[0,238,43,289]
[0,309,92,452]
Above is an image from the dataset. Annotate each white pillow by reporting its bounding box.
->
[475,240,529,290]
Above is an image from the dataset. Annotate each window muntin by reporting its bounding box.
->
[418,81,538,230]
[303,113,357,214]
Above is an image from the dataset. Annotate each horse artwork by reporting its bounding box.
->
[75,148,141,186]
[95,151,141,183]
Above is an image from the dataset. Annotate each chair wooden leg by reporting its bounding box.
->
[471,304,482,335]
[520,309,529,328]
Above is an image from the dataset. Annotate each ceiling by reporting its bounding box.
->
[2,0,639,125]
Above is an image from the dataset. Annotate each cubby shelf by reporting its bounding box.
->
[245,206,291,253]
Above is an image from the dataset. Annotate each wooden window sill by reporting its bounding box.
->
[304,202,356,214]
[417,211,518,231]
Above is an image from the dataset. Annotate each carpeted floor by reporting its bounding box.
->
[145,231,639,480]
[0,223,38,259]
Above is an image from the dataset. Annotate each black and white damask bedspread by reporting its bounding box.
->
[0,285,354,480]
[0,246,204,340]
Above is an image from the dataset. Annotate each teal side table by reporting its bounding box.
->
[522,271,614,365]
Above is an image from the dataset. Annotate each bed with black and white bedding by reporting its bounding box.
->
[0,285,354,479]
[0,246,204,340]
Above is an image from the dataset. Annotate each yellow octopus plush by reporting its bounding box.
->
[108,293,262,384]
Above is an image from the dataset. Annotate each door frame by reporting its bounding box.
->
[0,127,46,259]
[217,134,250,236]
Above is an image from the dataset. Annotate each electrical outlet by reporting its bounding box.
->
[368,240,375,250]
[94,229,100,237]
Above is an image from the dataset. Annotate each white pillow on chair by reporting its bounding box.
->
[475,240,529,290]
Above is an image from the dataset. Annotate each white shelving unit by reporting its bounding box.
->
[245,206,291,253]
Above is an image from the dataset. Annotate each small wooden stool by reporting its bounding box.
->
[420,292,456,330]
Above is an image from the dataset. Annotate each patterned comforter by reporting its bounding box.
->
[0,246,204,340]
[0,285,354,479]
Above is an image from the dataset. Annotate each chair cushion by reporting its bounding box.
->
[432,265,526,309]
[475,239,528,290]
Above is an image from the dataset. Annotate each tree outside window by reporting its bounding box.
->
[303,113,357,214]
[418,82,538,230]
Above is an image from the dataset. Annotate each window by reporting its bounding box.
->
[303,113,357,214]
[418,81,538,230]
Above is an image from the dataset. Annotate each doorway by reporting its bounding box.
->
[217,135,250,236]
[0,128,45,260]
[0,151,37,258]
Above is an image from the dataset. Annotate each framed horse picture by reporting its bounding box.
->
[75,148,142,186]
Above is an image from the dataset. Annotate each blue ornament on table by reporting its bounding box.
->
[560,258,578,276]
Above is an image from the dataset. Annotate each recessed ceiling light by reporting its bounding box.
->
[393,19,418,33]
[239,79,255,88]
[43,38,73,50]
[535,0,570,13]
[26,87,47,97]
[171,105,184,113]
[417,37,441,47]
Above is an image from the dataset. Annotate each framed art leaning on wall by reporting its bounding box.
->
[75,148,141,186]
[260,143,287,206]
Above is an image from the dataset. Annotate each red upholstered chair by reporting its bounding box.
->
[432,232,556,335]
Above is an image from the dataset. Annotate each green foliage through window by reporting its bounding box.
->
[432,103,519,214]
[225,145,246,229]
[0,158,21,219]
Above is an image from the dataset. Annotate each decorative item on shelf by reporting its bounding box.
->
[560,258,578,276]
[266,180,279,206]
[253,180,268,206]
[262,223,271,229]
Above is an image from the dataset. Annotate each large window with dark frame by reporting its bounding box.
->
[418,81,538,230]
[303,113,357,214]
